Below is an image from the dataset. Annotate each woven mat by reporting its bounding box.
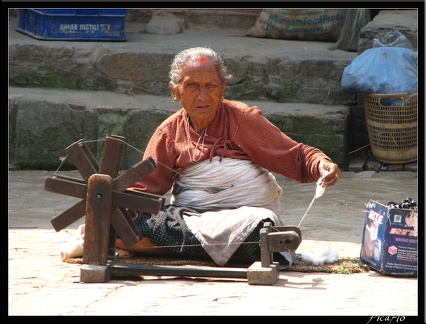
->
[63,255,370,274]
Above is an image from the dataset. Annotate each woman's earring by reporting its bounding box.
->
[173,96,179,102]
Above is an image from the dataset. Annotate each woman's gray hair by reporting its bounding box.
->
[169,47,230,86]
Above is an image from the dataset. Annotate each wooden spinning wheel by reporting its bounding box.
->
[45,135,302,285]
[45,135,166,282]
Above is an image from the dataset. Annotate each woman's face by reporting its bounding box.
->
[170,58,227,131]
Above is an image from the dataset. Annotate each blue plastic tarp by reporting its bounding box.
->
[341,47,417,95]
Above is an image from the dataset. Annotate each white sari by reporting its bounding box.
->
[171,157,294,266]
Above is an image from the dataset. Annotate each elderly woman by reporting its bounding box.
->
[128,46,341,267]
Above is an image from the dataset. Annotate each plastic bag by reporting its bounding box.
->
[372,29,413,50]
[341,47,417,96]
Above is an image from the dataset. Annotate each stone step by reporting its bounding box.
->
[8,9,419,171]
[9,14,358,106]
[8,86,349,170]
[125,8,263,29]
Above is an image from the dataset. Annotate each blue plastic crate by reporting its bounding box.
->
[16,9,127,41]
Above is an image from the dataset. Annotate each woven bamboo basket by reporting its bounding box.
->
[363,93,417,164]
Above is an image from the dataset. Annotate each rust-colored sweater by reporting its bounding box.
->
[130,99,331,195]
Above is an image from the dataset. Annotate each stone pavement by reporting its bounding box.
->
[8,169,419,317]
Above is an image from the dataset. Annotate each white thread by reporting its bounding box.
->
[298,170,330,227]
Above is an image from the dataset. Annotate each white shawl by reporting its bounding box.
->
[171,157,283,214]
[171,157,289,266]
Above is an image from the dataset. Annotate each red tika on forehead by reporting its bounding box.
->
[199,57,207,64]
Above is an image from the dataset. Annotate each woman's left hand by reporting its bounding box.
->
[317,161,341,187]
